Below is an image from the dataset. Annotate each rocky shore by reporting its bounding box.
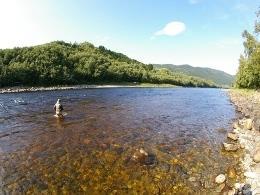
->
[226,89,260,194]
[0,84,177,94]
[0,85,127,94]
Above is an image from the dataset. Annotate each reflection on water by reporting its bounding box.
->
[0,88,242,194]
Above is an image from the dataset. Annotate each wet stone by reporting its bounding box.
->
[253,148,260,163]
[188,177,196,182]
[242,184,252,195]
[215,183,225,193]
[242,184,251,191]
[244,119,253,130]
[240,143,245,149]
[227,167,237,179]
[131,149,157,166]
[223,143,240,152]
[217,128,227,133]
[144,154,157,166]
[227,132,239,141]
[215,174,226,184]
[233,122,240,129]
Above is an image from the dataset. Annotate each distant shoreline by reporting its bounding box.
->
[0,83,178,94]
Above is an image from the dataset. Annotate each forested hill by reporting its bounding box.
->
[153,64,234,87]
[0,41,216,88]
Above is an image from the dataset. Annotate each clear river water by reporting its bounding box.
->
[0,88,243,194]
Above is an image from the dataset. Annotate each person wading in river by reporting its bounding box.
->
[53,99,64,118]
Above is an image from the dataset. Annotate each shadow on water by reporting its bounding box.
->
[0,88,243,194]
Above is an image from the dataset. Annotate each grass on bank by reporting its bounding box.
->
[230,88,258,96]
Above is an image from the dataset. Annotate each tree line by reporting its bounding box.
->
[235,9,260,89]
[0,41,216,88]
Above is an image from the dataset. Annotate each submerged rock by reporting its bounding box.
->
[217,128,227,133]
[131,148,148,161]
[144,153,157,165]
[227,167,237,179]
[223,143,239,152]
[253,148,260,163]
[227,132,239,141]
[215,183,225,193]
[215,174,226,184]
[131,148,157,166]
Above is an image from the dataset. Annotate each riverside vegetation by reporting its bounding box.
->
[0,41,216,88]
[235,9,260,89]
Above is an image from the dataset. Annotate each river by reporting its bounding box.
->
[0,88,243,194]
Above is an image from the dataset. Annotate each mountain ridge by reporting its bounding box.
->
[153,64,235,87]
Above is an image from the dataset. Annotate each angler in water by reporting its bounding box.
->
[53,99,64,118]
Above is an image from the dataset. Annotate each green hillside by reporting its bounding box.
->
[0,41,216,88]
[153,64,235,87]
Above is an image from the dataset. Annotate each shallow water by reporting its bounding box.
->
[0,88,242,194]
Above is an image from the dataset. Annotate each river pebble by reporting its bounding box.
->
[244,119,253,130]
[227,132,239,141]
[223,143,239,151]
[215,174,226,184]
[253,148,260,163]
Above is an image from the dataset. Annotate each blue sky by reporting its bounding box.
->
[0,0,259,74]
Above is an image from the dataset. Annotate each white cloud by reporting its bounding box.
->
[155,21,186,36]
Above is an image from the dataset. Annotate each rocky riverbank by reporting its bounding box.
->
[0,83,177,94]
[227,89,260,194]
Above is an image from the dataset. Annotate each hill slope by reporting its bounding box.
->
[153,64,234,87]
[0,41,216,88]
